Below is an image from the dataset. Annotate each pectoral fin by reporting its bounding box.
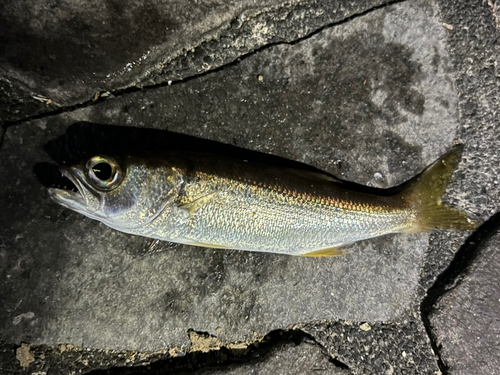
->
[299,247,345,257]
[178,192,218,216]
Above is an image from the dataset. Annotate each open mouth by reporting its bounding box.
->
[59,167,81,192]
[45,166,87,209]
[56,169,79,193]
[35,162,106,221]
[34,162,78,191]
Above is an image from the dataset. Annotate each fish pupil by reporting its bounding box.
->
[92,163,112,181]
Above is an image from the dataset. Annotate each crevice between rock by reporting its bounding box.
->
[420,211,500,374]
[2,328,349,374]
[87,328,349,374]
[1,0,405,129]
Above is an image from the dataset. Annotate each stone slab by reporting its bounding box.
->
[302,318,439,375]
[196,338,348,375]
[429,225,500,374]
[415,0,500,374]
[0,0,472,351]
[420,0,500,290]
[0,0,389,122]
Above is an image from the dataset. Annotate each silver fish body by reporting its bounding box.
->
[49,147,478,256]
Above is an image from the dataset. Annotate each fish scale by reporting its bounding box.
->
[177,171,416,254]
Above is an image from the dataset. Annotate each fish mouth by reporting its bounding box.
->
[48,167,96,216]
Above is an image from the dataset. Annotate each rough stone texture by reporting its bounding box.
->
[194,339,348,375]
[0,0,466,352]
[420,0,500,291]
[0,341,19,375]
[0,125,4,148]
[302,318,439,375]
[2,0,500,374]
[0,331,348,374]
[0,0,391,123]
[420,0,500,374]
[429,226,500,374]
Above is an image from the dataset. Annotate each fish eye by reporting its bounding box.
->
[86,155,123,191]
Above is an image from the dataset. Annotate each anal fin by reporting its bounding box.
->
[299,247,345,257]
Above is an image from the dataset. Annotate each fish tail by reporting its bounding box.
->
[401,144,480,232]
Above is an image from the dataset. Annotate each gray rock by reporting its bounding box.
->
[196,337,349,375]
[429,225,500,374]
[422,0,500,373]
[0,331,349,374]
[302,319,439,375]
[0,0,389,122]
[0,125,4,148]
[0,2,468,350]
[0,0,470,352]
[420,0,500,295]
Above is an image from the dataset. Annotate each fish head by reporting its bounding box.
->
[49,155,181,230]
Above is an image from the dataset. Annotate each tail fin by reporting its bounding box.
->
[401,145,480,232]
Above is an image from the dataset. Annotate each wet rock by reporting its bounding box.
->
[441,1,500,371]
[302,319,439,375]
[0,0,468,352]
[428,224,500,374]
[0,3,468,350]
[420,0,500,293]
[195,337,348,375]
[0,125,4,148]
[0,0,389,122]
[417,1,500,371]
[0,331,349,374]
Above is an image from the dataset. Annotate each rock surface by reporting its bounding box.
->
[302,319,438,374]
[0,0,464,352]
[422,0,500,374]
[195,338,348,375]
[0,0,389,123]
[429,225,500,374]
[1,0,500,373]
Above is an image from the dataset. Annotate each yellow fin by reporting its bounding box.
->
[299,247,345,257]
[401,145,481,232]
[178,192,218,216]
[189,241,231,249]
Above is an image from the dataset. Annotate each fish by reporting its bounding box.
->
[48,145,480,256]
